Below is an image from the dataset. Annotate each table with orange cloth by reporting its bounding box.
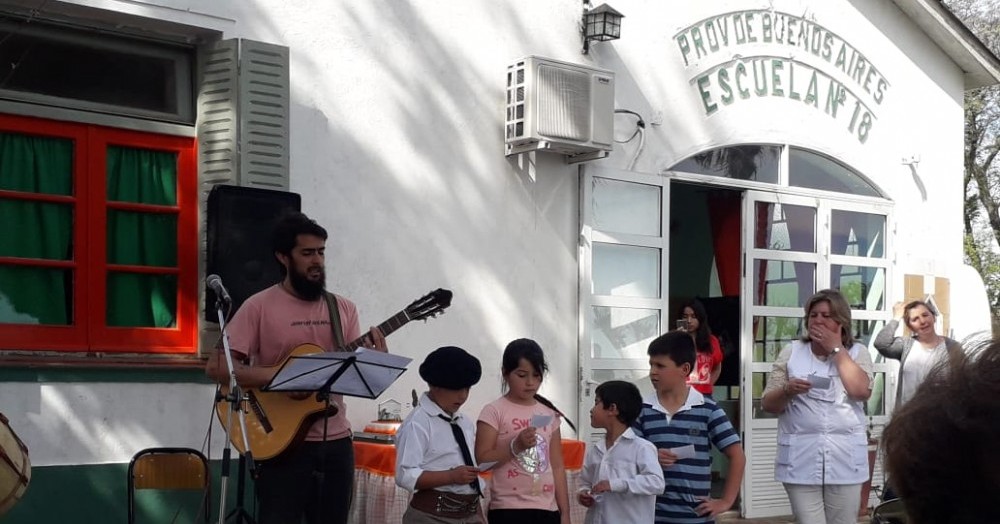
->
[350,439,587,524]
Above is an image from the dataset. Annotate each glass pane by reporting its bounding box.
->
[867,371,886,417]
[831,210,885,258]
[107,272,176,327]
[753,316,803,362]
[0,26,188,115]
[751,372,779,419]
[752,259,816,307]
[754,202,816,252]
[0,132,73,195]
[788,148,881,197]
[852,319,887,358]
[593,243,660,298]
[0,199,72,260]
[833,266,886,311]
[591,306,659,359]
[590,368,649,384]
[0,265,71,325]
[670,144,781,184]
[107,210,177,266]
[107,146,178,205]
[591,177,660,236]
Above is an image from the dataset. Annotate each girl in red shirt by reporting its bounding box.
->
[677,299,724,397]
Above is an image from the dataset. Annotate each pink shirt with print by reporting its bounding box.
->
[477,396,560,511]
[225,284,361,441]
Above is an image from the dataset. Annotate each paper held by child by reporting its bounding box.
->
[671,444,696,460]
[530,413,553,428]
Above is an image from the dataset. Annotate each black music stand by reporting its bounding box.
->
[262,348,412,400]
[262,348,412,522]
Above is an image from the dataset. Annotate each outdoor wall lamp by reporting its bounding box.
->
[582,3,624,54]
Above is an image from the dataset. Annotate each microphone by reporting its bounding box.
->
[206,274,232,304]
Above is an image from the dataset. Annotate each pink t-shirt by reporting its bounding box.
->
[477,396,560,511]
[226,284,361,441]
[686,334,723,395]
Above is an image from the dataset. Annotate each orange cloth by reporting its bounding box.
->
[560,438,584,470]
[353,441,398,475]
[353,439,585,476]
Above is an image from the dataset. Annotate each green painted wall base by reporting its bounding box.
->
[5,460,250,524]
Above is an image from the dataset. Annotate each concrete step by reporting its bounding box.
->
[717,510,873,523]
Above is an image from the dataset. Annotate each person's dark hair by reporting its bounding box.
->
[883,342,998,524]
[502,338,576,432]
[801,289,855,347]
[902,300,937,331]
[272,212,328,276]
[594,380,642,426]
[647,331,696,371]
[678,299,712,353]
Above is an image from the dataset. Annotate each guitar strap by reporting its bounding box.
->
[323,292,346,350]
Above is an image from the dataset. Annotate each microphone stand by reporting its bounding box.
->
[215,297,257,524]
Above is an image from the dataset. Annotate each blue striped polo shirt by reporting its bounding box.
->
[632,387,741,524]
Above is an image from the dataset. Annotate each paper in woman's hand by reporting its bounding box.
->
[477,461,498,471]
[807,374,832,389]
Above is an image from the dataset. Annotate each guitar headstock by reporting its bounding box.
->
[405,288,453,321]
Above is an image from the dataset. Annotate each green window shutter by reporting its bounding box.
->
[239,40,290,190]
[198,39,239,187]
[197,39,290,191]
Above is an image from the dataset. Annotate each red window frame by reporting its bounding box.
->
[0,114,197,354]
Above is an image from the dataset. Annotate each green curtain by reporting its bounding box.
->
[0,132,73,325]
[105,146,178,328]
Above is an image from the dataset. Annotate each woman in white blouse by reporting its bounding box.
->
[873,300,962,409]
[761,289,874,524]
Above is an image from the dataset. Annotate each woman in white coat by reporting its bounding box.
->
[761,289,874,524]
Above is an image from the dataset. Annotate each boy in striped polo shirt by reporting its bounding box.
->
[633,331,746,524]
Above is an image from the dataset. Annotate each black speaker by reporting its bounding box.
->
[206,185,301,321]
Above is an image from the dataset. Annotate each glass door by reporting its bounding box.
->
[740,190,892,517]
[579,165,668,442]
[741,191,821,517]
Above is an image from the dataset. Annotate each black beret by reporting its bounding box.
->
[419,346,481,389]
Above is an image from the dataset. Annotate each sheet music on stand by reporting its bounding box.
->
[263,348,412,399]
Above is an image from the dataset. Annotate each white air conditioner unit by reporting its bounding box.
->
[505,56,615,161]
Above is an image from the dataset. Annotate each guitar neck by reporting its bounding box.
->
[340,309,410,351]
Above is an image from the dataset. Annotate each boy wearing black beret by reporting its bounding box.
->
[396,346,485,523]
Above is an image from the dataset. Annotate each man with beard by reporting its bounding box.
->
[206,211,386,524]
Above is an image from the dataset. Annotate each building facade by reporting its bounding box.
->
[0,0,996,521]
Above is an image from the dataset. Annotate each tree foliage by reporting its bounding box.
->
[946,0,1000,332]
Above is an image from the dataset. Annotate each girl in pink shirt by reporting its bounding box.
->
[475,339,574,524]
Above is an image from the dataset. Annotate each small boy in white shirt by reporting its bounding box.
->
[578,380,665,524]
[396,346,485,523]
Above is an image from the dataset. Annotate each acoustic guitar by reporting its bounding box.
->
[215,288,452,460]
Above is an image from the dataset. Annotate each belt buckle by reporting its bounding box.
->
[435,493,476,515]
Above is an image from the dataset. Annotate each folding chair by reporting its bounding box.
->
[127,447,210,524]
